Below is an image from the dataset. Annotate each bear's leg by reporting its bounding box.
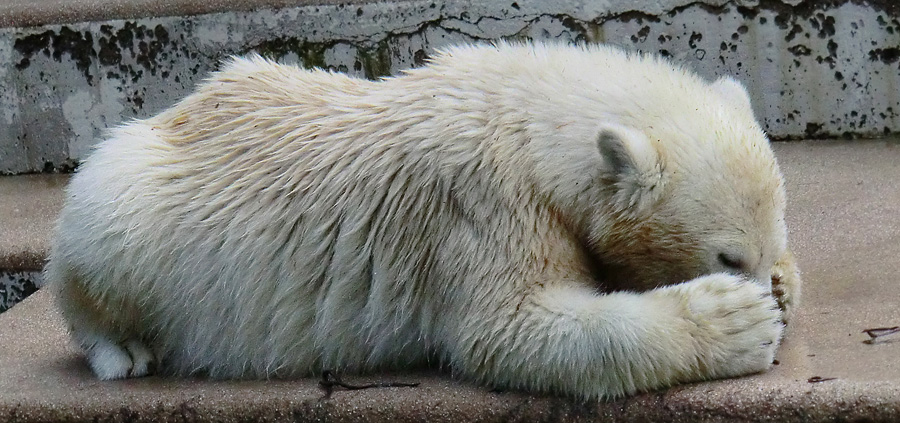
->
[772,249,802,324]
[53,272,154,380]
[449,273,782,400]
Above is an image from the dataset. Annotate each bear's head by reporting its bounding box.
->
[558,77,788,292]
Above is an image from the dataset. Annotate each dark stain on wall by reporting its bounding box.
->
[13,22,178,86]
[250,37,399,80]
[98,22,174,81]
[14,28,96,83]
[869,47,900,64]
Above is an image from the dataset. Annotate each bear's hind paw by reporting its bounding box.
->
[85,336,155,380]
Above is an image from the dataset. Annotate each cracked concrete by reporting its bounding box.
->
[1,0,899,174]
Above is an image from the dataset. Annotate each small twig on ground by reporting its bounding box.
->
[319,370,420,399]
[807,376,837,383]
[862,326,900,344]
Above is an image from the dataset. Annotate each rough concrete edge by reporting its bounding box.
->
[0,251,47,271]
[0,0,410,29]
[0,0,691,28]
[2,378,900,423]
[3,0,900,30]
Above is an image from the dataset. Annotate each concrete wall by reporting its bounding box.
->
[1,0,899,174]
[0,271,40,312]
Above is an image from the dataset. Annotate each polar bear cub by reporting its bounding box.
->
[47,42,801,400]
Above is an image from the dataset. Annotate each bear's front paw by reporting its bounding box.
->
[771,249,801,325]
[659,274,783,382]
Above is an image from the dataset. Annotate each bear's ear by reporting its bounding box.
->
[712,76,754,113]
[596,124,665,213]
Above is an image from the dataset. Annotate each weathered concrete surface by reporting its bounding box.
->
[0,0,380,28]
[0,174,68,269]
[1,138,899,421]
[2,0,900,174]
[0,174,64,311]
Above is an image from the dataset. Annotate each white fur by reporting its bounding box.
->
[47,42,800,400]
[84,334,134,380]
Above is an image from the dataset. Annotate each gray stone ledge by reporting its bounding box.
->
[0,0,391,29]
[0,174,68,269]
[2,138,900,421]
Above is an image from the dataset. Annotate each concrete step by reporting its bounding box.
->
[3,0,900,419]
[2,138,900,421]
[0,174,67,311]
[2,0,900,174]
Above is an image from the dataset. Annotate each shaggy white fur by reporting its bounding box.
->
[47,42,801,400]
